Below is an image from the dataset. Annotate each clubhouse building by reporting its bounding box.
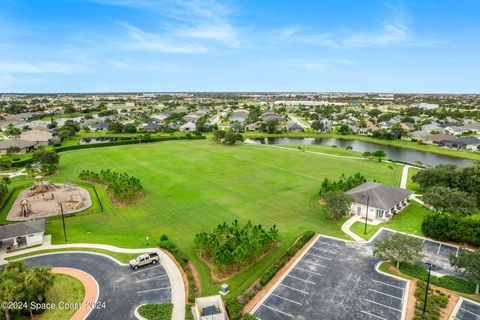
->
[346,182,413,222]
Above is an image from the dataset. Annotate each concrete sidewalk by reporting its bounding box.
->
[0,238,186,320]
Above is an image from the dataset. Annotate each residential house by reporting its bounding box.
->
[229,122,243,132]
[287,122,304,132]
[450,137,480,150]
[426,134,456,145]
[180,122,197,132]
[346,182,413,222]
[400,122,415,131]
[245,123,260,132]
[0,138,36,155]
[421,124,445,133]
[20,129,53,147]
[89,122,108,132]
[411,102,439,110]
[141,123,161,132]
[0,219,45,251]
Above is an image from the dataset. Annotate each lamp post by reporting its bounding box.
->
[364,195,370,235]
[422,263,433,319]
[58,202,67,242]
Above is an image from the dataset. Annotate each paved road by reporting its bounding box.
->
[253,235,408,320]
[24,252,171,320]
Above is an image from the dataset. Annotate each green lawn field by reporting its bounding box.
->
[13,140,403,297]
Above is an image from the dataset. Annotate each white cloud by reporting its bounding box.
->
[118,23,209,53]
[110,59,179,72]
[0,61,89,74]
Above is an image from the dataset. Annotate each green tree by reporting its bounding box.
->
[373,233,424,268]
[108,121,124,133]
[311,120,324,132]
[450,248,480,294]
[5,123,21,137]
[372,150,386,162]
[124,123,137,133]
[222,132,243,145]
[323,191,354,220]
[423,186,476,216]
[32,150,60,165]
[337,124,351,135]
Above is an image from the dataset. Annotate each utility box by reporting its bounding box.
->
[219,284,229,295]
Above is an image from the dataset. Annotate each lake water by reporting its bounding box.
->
[245,137,476,167]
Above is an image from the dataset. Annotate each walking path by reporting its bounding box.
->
[341,216,366,242]
[400,165,410,189]
[0,238,186,320]
[52,267,99,320]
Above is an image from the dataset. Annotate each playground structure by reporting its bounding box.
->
[7,178,92,222]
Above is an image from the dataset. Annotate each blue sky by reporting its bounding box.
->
[0,0,479,93]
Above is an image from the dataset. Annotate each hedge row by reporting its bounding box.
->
[138,303,173,320]
[259,231,315,286]
[54,135,206,152]
[421,212,480,247]
[158,235,198,303]
[399,262,476,294]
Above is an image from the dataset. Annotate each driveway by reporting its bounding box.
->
[23,252,171,320]
[252,235,408,320]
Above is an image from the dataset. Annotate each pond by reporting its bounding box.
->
[245,137,476,167]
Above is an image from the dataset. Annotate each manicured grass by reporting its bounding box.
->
[407,167,421,193]
[138,303,173,320]
[5,248,144,263]
[350,202,431,240]
[39,274,85,320]
[42,139,403,297]
[384,202,430,236]
[350,221,380,240]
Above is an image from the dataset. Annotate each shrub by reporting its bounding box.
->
[158,235,198,303]
[225,299,244,320]
[259,231,315,286]
[79,169,143,202]
[243,314,258,320]
[185,304,194,320]
[422,213,480,246]
[138,303,173,320]
[399,262,476,294]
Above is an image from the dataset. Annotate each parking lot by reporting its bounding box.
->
[252,235,407,320]
[453,299,480,320]
[371,229,459,275]
[24,252,171,320]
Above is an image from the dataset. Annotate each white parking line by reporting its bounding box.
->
[361,311,387,320]
[131,264,160,274]
[305,252,332,261]
[135,274,168,283]
[261,305,294,318]
[315,241,341,248]
[137,286,171,294]
[372,279,404,290]
[271,293,302,306]
[279,284,309,294]
[286,274,315,284]
[294,267,323,276]
[459,307,480,317]
[369,289,402,300]
[365,299,402,312]
[437,243,442,255]
[311,246,337,254]
[300,260,327,268]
